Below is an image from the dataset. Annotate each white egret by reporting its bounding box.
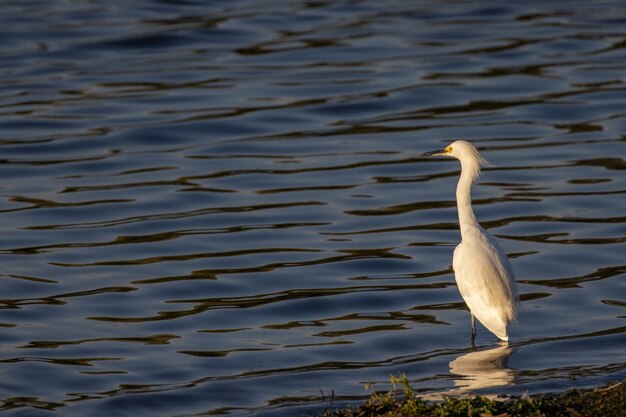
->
[422,140,518,344]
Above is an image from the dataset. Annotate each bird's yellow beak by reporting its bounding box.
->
[422,146,451,157]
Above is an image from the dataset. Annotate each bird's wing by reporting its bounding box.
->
[453,230,518,323]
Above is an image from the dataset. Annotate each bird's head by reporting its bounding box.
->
[422,140,490,182]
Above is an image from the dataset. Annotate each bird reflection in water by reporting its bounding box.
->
[420,345,515,400]
[448,345,515,395]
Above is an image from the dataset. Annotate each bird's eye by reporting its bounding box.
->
[446,146,453,153]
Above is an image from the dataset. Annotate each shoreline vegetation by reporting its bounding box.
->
[309,375,625,417]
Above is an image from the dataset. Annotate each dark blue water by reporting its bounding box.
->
[0,1,625,416]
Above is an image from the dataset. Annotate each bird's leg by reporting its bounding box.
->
[470,314,476,350]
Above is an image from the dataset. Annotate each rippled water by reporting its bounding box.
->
[1,1,625,416]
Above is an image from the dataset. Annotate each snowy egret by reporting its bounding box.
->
[422,141,518,344]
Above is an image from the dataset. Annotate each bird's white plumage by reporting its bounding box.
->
[453,229,517,340]
[423,140,518,342]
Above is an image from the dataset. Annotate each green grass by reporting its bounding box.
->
[309,374,625,417]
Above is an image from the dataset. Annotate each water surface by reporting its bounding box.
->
[0,1,625,416]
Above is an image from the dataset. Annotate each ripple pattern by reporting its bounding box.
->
[0,1,625,416]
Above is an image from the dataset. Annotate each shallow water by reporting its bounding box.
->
[0,1,625,416]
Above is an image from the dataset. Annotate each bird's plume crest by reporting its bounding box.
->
[453,140,491,183]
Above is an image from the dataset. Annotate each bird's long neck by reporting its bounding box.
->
[456,161,480,238]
